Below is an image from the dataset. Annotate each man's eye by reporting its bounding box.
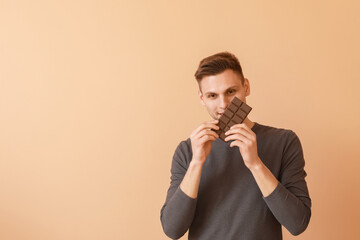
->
[228,89,235,94]
[208,94,216,98]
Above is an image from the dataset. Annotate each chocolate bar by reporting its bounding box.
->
[215,97,252,141]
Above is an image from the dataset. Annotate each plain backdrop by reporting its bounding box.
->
[1,0,360,239]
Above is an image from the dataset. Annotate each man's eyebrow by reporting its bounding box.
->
[204,91,216,95]
[204,86,239,95]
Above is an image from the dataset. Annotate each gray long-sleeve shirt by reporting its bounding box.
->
[160,122,311,240]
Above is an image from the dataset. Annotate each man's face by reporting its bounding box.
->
[199,69,250,120]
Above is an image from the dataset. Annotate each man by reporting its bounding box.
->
[160,52,311,240]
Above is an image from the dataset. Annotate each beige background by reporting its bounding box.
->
[1,0,359,239]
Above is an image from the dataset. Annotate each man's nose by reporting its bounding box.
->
[219,96,231,109]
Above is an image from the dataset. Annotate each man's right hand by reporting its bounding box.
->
[180,119,219,199]
[190,119,219,164]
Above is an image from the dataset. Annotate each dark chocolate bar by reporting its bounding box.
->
[215,97,252,141]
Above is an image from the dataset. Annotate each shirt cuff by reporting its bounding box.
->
[263,182,282,202]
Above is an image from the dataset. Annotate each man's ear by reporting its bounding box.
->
[244,78,250,97]
[198,89,205,105]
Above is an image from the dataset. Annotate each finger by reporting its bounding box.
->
[225,127,253,139]
[192,129,216,142]
[191,120,219,137]
[198,135,216,145]
[194,120,219,133]
[230,139,247,148]
[230,123,253,133]
[225,133,250,143]
[228,123,255,136]
[199,133,217,144]
[230,140,242,148]
[197,128,219,139]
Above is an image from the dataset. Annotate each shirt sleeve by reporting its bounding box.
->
[160,139,197,239]
[263,131,312,236]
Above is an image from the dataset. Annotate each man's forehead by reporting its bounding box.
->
[199,71,243,92]
[201,84,240,94]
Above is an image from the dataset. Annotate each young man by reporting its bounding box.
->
[160,52,311,240]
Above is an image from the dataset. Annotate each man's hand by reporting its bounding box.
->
[224,123,261,170]
[190,119,219,164]
[224,123,278,197]
[180,120,219,198]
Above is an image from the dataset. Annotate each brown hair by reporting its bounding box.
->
[194,51,244,84]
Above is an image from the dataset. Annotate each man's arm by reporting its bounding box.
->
[160,120,219,239]
[225,124,311,235]
[248,159,278,197]
[160,149,198,240]
[180,160,204,198]
[262,131,311,235]
[225,123,278,196]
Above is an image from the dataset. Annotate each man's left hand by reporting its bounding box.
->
[224,123,261,170]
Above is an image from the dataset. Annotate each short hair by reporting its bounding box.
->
[194,51,245,84]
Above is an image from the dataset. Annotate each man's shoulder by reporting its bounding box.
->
[177,137,191,148]
[254,122,298,140]
[254,123,303,157]
[171,138,193,168]
[174,138,192,156]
